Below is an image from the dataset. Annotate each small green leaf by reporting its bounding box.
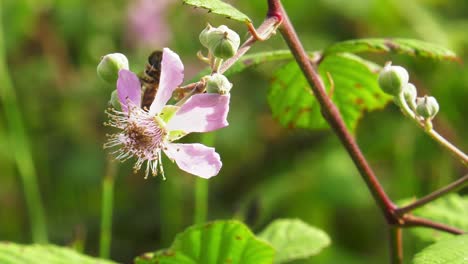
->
[0,243,118,264]
[258,219,330,263]
[182,0,251,23]
[268,53,391,133]
[323,38,458,61]
[136,220,275,264]
[413,234,468,264]
[402,194,468,243]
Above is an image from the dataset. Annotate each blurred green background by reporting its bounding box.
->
[0,0,467,263]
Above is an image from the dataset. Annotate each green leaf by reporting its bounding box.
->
[136,220,275,264]
[323,38,458,61]
[413,234,468,264]
[402,194,468,243]
[268,53,391,133]
[182,0,251,23]
[258,219,331,263]
[0,243,118,264]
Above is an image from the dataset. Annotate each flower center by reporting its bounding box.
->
[105,104,167,178]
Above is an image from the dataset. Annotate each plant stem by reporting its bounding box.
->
[99,158,117,259]
[428,129,468,166]
[402,215,465,234]
[219,16,280,74]
[0,7,48,243]
[194,178,208,225]
[194,133,215,225]
[269,0,397,222]
[396,174,468,215]
[397,94,468,166]
[389,227,403,264]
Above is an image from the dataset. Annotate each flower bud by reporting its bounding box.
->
[403,83,417,109]
[201,25,240,59]
[199,24,215,48]
[378,64,409,96]
[205,73,232,95]
[97,53,129,84]
[109,90,121,110]
[416,96,439,119]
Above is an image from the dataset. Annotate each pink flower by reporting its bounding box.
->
[105,48,230,179]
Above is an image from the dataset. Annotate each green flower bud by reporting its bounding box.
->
[378,64,409,96]
[205,73,232,95]
[403,83,417,109]
[97,53,129,84]
[202,25,240,59]
[416,96,439,119]
[109,90,121,110]
[199,24,215,48]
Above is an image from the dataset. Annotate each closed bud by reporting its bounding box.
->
[199,24,215,48]
[97,53,129,84]
[416,96,439,119]
[403,83,417,109]
[109,90,121,110]
[202,25,240,59]
[378,64,409,96]
[205,73,232,95]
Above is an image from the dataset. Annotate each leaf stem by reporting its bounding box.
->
[269,0,397,222]
[99,157,117,259]
[0,7,48,243]
[395,174,468,215]
[389,227,403,264]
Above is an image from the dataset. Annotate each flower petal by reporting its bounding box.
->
[117,69,141,112]
[164,143,222,178]
[149,48,184,115]
[166,94,230,133]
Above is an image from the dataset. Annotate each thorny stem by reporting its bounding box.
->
[269,0,397,222]
[267,1,466,262]
[396,174,468,215]
[389,227,403,264]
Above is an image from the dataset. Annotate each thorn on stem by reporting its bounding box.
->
[246,19,282,42]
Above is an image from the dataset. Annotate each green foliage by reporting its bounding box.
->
[323,38,458,61]
[404,194,468,243]
[0,243,117,264]
[135,220,275,264]
[413,234,468,264]
[268,53,391,133]
[258,219,331,263]
[182,0,251,22]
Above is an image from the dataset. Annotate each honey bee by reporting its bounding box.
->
[140,50,163,110]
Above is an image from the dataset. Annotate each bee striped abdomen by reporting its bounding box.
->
[140,50,163,110]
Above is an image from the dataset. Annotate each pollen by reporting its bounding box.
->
[104,104,167,179]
